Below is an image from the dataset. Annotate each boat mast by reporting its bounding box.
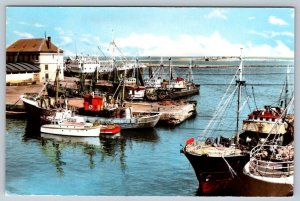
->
[122,68,126,105]
[236,48,245,143]
[188,59,193,83]
[284,65,290,109]
[168,57,172,89]
[55,48,60,105]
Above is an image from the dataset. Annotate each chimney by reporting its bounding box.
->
[46,36,51,48]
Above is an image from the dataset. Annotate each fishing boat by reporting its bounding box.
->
[122,59,146,100]
[65,55,101,74]
[77,93,160,129]
[181,49,250,194]
[239,66,294,150]
[41,115,102,137]
[145,58,199,101]
[241,144,294,196]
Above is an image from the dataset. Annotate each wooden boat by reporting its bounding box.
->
[41,115,102,137]
[240,144,294,196]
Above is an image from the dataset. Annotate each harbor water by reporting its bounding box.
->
[6,60,294,196]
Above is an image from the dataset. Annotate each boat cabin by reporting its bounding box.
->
[247,106,283,123]
[83,94,104,112]
[167,77,186,89]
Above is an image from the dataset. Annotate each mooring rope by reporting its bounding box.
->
[222,155,237,179]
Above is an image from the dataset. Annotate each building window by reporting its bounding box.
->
[36,55,39,60]
[45,73,49,81]
[45,65,48,70]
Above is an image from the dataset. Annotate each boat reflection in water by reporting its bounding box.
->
[23,119,159,176]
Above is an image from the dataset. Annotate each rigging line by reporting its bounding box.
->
[201,86,237,137]
[243,86,253,112]
[214,87,237,133]
[261,95,294,147]
[201,85,239,138]
[208,67,240,115]
[222,156,237,178]
[251,85,258,109]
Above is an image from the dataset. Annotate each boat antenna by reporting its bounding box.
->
[75,39,77,57]
[236,48,246,143]
[122,68,126,105]
[169,57,172,89]
[188,59,194,83]
[54,47,61,105]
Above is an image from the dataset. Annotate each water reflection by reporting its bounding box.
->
[22,119,160,177]
[121,128,159,142]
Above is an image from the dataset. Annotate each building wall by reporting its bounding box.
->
[6,72,38,83]
[38,53,64,82]
[6,52,64,83]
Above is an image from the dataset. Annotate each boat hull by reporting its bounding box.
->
[21,95,160,130]
[41,125,101,137]
[183,149,249,194]
[145,85,199,101]
[21,95,57,122]
[100,124,121,135]
[239,162,293,196]
[81,113,160,130]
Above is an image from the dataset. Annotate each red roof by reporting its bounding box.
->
[6,37,63,53]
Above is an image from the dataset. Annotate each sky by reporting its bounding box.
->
[6,7,295,58]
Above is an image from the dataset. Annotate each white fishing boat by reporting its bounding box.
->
[65,55,101,74]
[41,114,102,137]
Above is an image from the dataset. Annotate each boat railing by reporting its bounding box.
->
[249,145,294,177]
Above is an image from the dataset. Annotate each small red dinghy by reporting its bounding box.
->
[100,124,121,137]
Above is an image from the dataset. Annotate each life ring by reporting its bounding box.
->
[88,105,93,110]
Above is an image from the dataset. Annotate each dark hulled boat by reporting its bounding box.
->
[183,138,249,194]
[181,49,249,194]
[145,58,200,101]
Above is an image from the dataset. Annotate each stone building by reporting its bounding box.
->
[6,36,64,84]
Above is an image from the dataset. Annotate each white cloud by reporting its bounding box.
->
[13,31,34,38]
[206,9,227,20]
[248,17,255,20]
[33,23,45,28]
[80,37,92,45]
[64,49,76,56]
[268,16,288,26]
[249,30,294,38]
[114,32,293,58]
[19,21,28,25]
[19,21,46,28]
[246,40,293,58]
[59,36,72,46]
